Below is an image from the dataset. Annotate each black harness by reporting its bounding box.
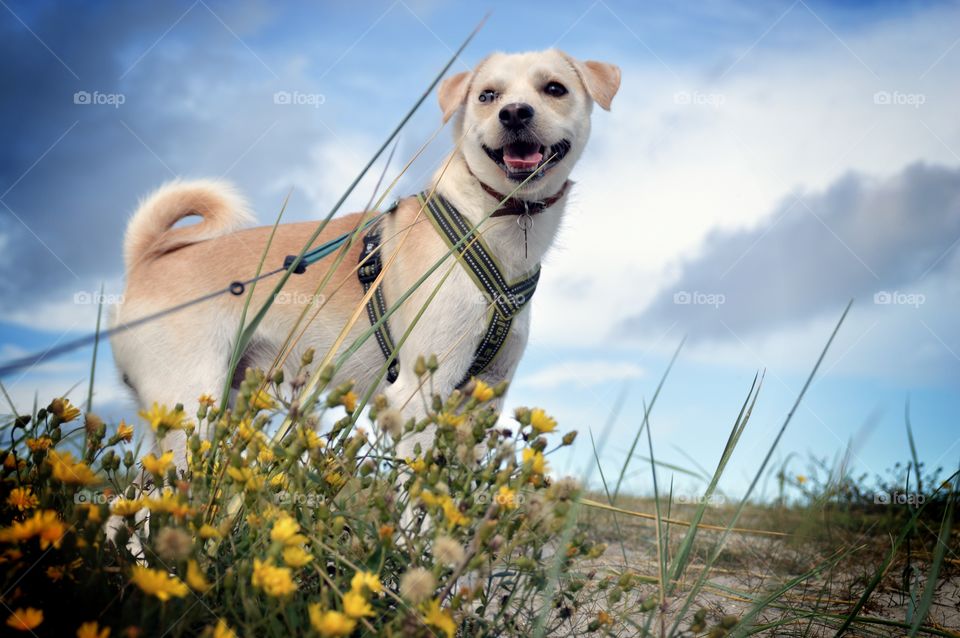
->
[358,191,541,388]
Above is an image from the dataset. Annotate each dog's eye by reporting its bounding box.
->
[544,81,568,97]
[478,89,497,103]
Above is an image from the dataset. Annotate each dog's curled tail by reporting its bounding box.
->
[123,179,254,270]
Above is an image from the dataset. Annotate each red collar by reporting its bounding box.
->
[475,178,571,217]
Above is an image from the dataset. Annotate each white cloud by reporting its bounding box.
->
[517,360,644,389]
[532,1,960,376]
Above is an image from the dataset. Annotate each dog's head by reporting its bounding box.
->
[438,49,620,197]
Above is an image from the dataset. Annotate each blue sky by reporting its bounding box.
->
[1,0,958,499]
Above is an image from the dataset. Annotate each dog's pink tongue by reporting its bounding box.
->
[503,149,543,171]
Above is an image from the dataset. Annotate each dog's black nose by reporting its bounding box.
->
[498,102,534,129]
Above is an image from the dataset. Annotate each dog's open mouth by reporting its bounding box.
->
[483,139,571,181]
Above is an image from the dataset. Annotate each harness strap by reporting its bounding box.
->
[358,192,542,388]
[357,225,400,384]
[418,191,540,388]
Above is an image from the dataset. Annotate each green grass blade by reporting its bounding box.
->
[908,468,957,637]
[612,337,685,502]
[668,300,852,635]
[905,398,922,495]
[86,282,105,413]
[832,468,959,636]
[666,372,761,595]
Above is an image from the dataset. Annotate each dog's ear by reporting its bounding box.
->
[565,57,621,110]
[438,70,472,123]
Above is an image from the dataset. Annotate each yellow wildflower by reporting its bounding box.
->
[406,457,427,474]
[111,498,144,517]
[130,566,188,601]
[496,485,518,509]
[258,446,276,465]
[0,510,67,549]
[422,492,467,529]
[796,474,807,485]
[138,403,188,433]
[343,589,374,618]
[47,449,99,485]
[324,471,347,488]
[186,560,211,593]
[26,437,53,452]
[529,408,557,434]
[340,391,358,413]
[270,515,301,545]
[50,397,81,422]
[350,570,383,594]
[6,607,43,631]
[422,599,456,638]
[472,379,495,402]
[198,394,216,407]
[141,451,174,475]
[309,606,356,637]
[226,466,263,491]
[522,447,547,475]
[77,621,110,638]
[282,545,313,568]
[116,421,134,442]
[250,389,276,411]
[79,503,102,523]
[437,412,465,428]
[302,428,324,450]
[7,487,38,511]
[251,559,297,597]
[198,524,220,540]
[211,620,236,638]
[198,440,212,456]
[145,490,194,519]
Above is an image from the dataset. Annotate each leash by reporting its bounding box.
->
[0,212,391,380]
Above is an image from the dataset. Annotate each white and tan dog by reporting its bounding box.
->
[111,49,619,464]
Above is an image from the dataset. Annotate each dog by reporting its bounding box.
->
[111,49,620,466]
